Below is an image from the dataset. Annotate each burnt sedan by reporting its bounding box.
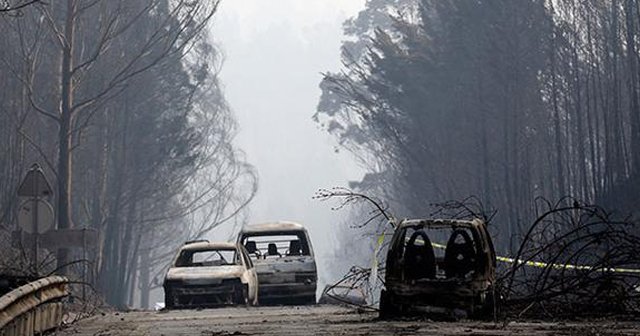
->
[380,218,496,319]
[163,241,258,309]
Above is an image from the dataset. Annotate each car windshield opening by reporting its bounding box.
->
[241,231,310,259]
[175,248,238,267]
[399,226,478,279]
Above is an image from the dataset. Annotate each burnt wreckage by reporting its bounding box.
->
[380,218,496,319]
[237,222,317,305]
[163,241,259,309]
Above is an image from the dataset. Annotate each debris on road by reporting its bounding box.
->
[316,188,640,321]
[319,266,371,309]
[500,198,640,318]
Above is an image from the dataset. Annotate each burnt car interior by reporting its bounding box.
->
[388,222,492,280]
[165,244,254,309]
[381,219,496,319]
[288,240,302,256]
[444,229,476,278]
[175,249,239,267]
[242,231,311,259]
[396,227,480,281]
[266,243,281,258]
[404,230,436,280]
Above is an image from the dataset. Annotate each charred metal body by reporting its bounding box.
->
[380,219,496,319]
[163,241,258,309]
[238,222,317,305]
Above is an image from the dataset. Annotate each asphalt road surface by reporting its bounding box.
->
[54,305,640,336]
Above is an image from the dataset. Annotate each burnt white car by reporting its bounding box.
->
[163,241,258,308]
[237,222,317,305]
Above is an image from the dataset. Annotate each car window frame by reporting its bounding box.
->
[174,248,241,267]
[239,230,313,257]
[239,246,254,269]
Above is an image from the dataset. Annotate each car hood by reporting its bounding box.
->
[166,265,245,282]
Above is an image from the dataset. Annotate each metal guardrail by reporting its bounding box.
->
[0,276,69,336]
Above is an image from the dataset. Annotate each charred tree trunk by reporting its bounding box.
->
[139,239,151,309]
[624,0,640,174]
[57,0,76,273]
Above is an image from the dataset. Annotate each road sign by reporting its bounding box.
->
[17,199,54,234]
[16,163,54,276]
[17,164,52,198]
[12,228,98,250]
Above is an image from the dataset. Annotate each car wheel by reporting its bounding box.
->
[474,286,500,320]
[303,295,316,305]
[379,290,399,319]
[164,288,175,309]
[234,285,249,305]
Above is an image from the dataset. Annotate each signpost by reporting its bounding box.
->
[14,163,97,284]
[16,163,53,276]
[12,228,97,250]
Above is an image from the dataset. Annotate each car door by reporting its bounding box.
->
[248,258,258,303]
[239,246,259,304]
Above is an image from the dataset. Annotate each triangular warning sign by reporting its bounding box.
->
[17,164,53,197]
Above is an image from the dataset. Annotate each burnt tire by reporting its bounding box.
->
[301,295,316,305]
[379,289,399,319]
[474,287,501,320]
[234,285,249,305]
[164,288,176,309]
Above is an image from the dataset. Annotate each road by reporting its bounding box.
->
[53,305,640,336]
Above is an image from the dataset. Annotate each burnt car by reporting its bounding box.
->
[237,221,317,305]
[163,241,258,309]
[380,218,496,319]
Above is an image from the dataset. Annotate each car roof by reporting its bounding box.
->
[240,221,307,234]
[180,241,238,251]
[398,218,484,229]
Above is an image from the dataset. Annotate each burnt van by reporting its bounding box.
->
[237,221,317,305]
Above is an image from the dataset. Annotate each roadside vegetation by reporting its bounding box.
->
[0,0,256,309]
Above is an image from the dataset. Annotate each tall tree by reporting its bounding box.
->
[318,0,551,251]
[321,0,640,259]
[0,0,256,307]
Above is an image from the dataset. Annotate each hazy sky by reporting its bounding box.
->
[211,0,367,283]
